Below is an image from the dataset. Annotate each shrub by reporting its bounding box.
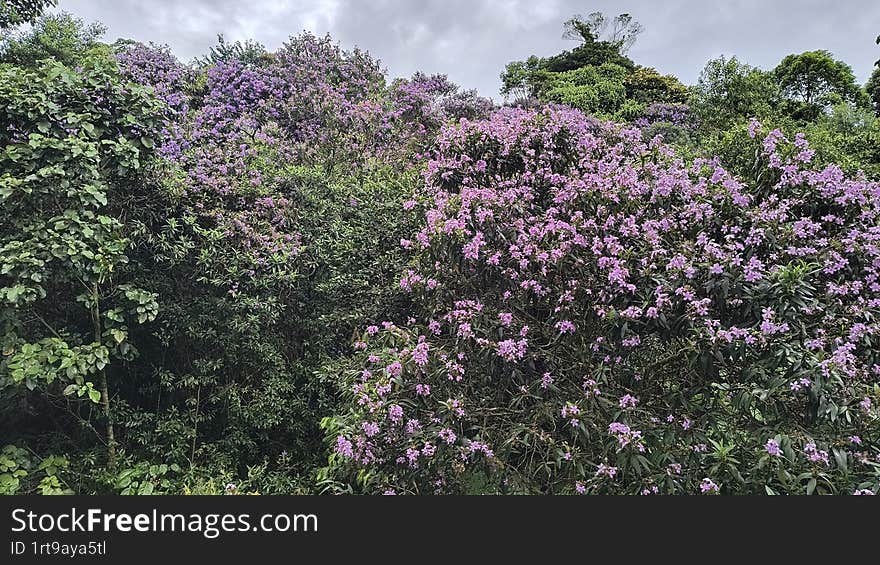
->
[324,108,880,495]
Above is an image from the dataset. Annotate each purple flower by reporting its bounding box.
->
[619,394,638,409]
[803,442,829,465]
[411,338,429,367]
[335,435,354,458]
[596,464,618,478]
[496,338,527,362]
[388,404,404,424]
[748,118,761,139]
[362,421,380,437]
[699,478,719,493]
[608,422,644,451]
[438,428,457,444]
[467,440,494,458]
[789,378,811,392]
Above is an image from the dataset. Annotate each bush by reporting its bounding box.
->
[324,107,880,495]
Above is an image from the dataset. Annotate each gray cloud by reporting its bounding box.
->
[55,0,880,99]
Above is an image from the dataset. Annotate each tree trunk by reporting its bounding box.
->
[99,369,117,467]
[92,282,116,467]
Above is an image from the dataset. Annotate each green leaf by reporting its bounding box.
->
[87,389,101,404]
[110,329,126,344]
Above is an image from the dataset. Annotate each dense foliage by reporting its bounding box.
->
[323,109,880,494]
[1,47,165,477]
[0,0,56,28]
[1,8,878,495]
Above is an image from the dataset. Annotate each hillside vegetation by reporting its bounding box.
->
[1,6,879,495]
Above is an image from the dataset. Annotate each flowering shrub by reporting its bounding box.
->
[104,36,425,481]
[635,102,698,147]
[324,108,879,495]
[116,42,192,115]
[384,73,494,164]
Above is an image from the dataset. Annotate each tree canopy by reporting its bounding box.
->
[0,0,56,28]
[499,11,689,125]
[774,50,866,119]
[867,67,880,116]
[690,55,778,130]
[0,12,106,67]
[561,12,644,54]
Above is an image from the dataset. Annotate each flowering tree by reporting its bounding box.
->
[102,36,432,485]
[324,107,879,495]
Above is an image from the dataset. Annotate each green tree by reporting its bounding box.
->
[542,63,628,116]
[869,35,880,115]
[774,50,866,119]
[807,102,880,178]
[691,55,778,131]
[867,67,880,116]
[542,34,634,73]
[0,0,56,28]
[0,52,165,467]
[499,13,637,101]
[0,12,106,67]
[499,56,542,101]
[624,66,688,104]
[194,33,267,68]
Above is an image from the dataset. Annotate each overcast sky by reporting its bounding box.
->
[54,0,880,100]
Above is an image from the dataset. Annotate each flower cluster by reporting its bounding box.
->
[328,107,880,495]
[634,102,697,130]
